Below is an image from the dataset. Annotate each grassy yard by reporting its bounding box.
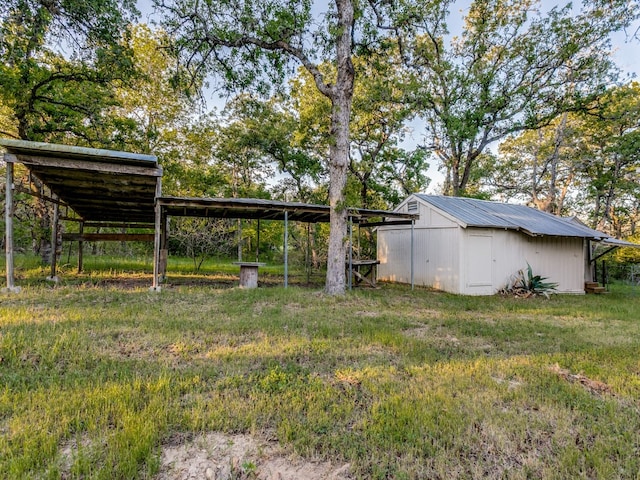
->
[1,256,640,478]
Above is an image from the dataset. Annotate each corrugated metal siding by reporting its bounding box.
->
[378,202,462,292]
[378,228,413,284]
[521,236,584,293]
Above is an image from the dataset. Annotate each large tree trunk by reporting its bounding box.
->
[324,0,354,295]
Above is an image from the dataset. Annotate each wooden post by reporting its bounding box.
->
[159,211,168,281]
[348,216,353,290]
[47,199,60,281]
[3,158,20,293]
[77,221,84,273]
[306,223,311,284]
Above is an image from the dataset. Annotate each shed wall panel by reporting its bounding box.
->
[462,229,585,294]
[521,236,585,293]
[378,228,413,284]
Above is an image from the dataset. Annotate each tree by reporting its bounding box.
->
[486,112,581,215]
[109,24,197,155]
[486,82,640,237]
[212,95,320,201]
[403,0,639,196]
[0,0,140,143]
[291,61,429,209]
[155,0,427,294]
[577,83,640,236]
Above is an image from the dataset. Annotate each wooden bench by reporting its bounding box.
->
[347,259,380,287]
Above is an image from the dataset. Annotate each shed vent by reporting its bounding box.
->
[407,200,418,213]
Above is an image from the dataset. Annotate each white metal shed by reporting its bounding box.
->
[377,194,630,295]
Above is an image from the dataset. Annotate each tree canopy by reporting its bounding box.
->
[0,0,140,142]
[402,0,639,196]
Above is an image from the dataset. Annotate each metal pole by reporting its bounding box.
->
[150,179,162,292]
[256,219,260,262]
[284,210,288,288]
[306,222,310,284]
[4,159,19,293]
[49,199,59,280]
[411,218,415,290]
[348,216,353,290]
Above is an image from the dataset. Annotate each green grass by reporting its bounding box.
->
[1,255,640,478]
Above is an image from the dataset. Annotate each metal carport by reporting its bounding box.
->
[2,140,418,291]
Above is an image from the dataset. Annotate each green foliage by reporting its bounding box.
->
[0,0,140,142]
[487,81,640,237]
[290,62,430,209]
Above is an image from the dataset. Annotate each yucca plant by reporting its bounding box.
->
[500,262,558,298]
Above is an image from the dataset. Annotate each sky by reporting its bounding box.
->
[137,0,640,193]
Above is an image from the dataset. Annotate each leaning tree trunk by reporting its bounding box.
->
[324,0,355,295]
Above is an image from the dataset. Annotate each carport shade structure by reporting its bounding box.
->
[155,196,418,290]
[2,139,162,292]
[2,139,418,290]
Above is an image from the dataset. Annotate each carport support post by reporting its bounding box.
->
[151,201,162,291]
[160,212,168,281]
[348,216,353,290]
[3,158,20,293]
[150,178,162,292]
[48,199,59,280]
[284,210,288,288]
[411,218,415,290]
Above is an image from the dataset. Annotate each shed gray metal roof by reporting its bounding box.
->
[415,194,609,239]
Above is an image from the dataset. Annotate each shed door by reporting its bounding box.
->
[467,234,493,286]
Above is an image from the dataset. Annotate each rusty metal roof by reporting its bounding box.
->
[2,139,161,224]
[2,139,417,226]
[159,196,417,224]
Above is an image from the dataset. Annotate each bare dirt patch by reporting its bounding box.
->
[156,432,352,480]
